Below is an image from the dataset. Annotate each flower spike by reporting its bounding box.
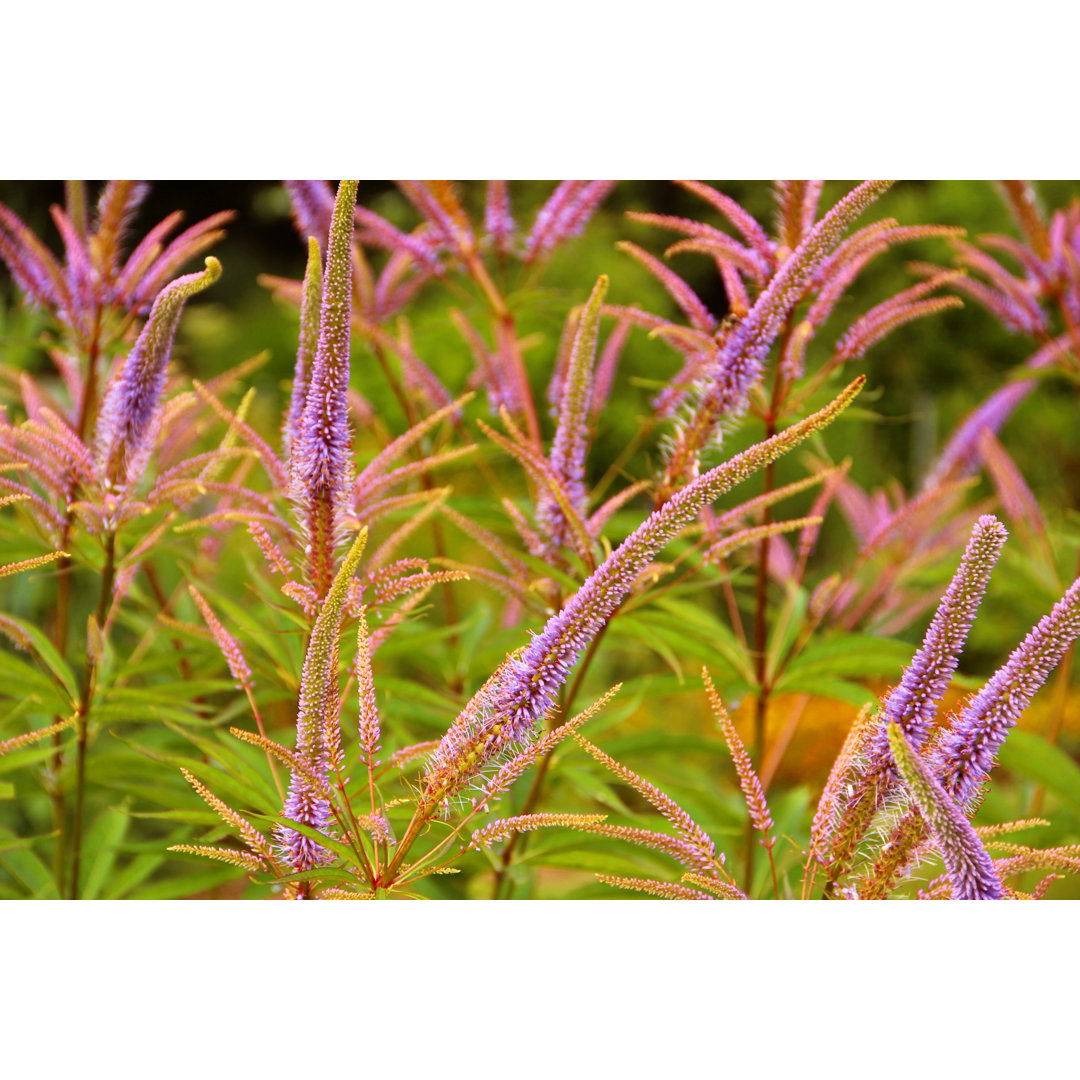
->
[285,236,323,459]
[95,256,222,491]
[538,275,608,549]
[887,723,1002,900]
[291,180,358,597]
[935,574,1080,807]
[482,377,863,748]
[277,528,367,873]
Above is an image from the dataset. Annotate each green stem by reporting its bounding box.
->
[68,530,116,899]
[743,348,788,893]
[50,304,103,896]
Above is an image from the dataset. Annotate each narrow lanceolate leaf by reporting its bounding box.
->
[96,256,222,489]
[887,724,1002,900]
[703,671,773,843]
[0,550,68,578]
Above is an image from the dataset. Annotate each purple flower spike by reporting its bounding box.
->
[935,574,1080,808]
[484,179,515,255]
[95,256,221,491]
[703,181,893,418]
[291,180,358,595]
[293,180,357,502]
[875,515,1008,755]
[501,380,860,735]
[285,237,323,460]
[284,181,336,249]
[887,724,1002,900]
[926,334,1067,487]
[538,275,608,548]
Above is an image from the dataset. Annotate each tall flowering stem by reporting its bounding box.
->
[291,180,358,599]
[384,377,863,883]
[277,529,367,886]
[486,378,863,747]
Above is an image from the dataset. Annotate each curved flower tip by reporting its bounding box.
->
[887,723,1001,900]
[96,256,222,490]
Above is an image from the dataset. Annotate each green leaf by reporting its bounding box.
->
[997,730,1080,813]
[102,852,168,899]
[252,813,368,871]
[0,615,79,702]
[0,826,58,897]
[770,675,879,709]
[0,651,71,709]
[80,803,131,900]
[251,866,365,887]
[777,634,912,685]
[129,865,241,899]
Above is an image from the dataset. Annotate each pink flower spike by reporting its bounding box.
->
[188,585,253,692]
[484,180,515,256]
